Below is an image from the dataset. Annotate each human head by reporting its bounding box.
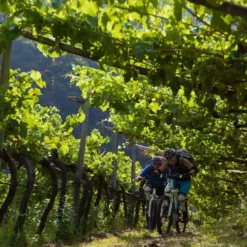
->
[164,148,176,165]
[151,156,163,169]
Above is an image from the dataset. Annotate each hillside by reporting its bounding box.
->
[10,39,108,138]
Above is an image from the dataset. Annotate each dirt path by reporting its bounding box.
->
[75,231,212,247]
[43,223,247,247]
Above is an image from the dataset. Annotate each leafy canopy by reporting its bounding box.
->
[1,0,247,217]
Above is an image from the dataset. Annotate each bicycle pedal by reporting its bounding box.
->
[179,217,189,223]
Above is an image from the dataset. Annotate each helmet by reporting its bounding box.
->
[151,156,163,164]
[164,148,176,158]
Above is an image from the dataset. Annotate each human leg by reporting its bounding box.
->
[176,180,191,222]
[143,183,152,228]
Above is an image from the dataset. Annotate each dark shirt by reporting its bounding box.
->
[168,156,191,181]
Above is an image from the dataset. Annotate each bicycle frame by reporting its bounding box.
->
[148,188,159,217]
[157,177,189,234]
[162,178,178,221]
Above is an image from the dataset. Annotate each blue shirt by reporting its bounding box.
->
[140,164,169,183]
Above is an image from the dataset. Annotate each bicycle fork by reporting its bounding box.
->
[164,192,178,224]
[148,188,157,217]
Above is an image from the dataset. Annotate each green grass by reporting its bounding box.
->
[69,230,154,247]
[3,222,247,247]
[67,220,247,247]
[5,214,247,247]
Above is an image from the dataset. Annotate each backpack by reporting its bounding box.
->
[176,148,196,165]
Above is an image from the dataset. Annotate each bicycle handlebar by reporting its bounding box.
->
[136,172,191,185]
[167,174,181,179]
[167,173,191,180]
[135,176,146,182]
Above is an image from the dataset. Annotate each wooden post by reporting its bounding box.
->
[73,99,89,228]
[131,141,136,195]
[130,141,136,226]
[0,15,12,169]
[111,132,118,189]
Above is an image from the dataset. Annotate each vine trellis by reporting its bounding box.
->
[0,148,145,236]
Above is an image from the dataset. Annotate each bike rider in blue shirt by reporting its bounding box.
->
[136,156,169,227]
[158,148,198,222]
[136,156,169,201]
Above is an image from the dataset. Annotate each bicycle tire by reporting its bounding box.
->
[175,201,188,233]
[156,197,173,234]
[148,199,157,230]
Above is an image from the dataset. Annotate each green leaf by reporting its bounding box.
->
[30,71,46,88]
[168,103,179,113]
[174,0,185,22]
[211,11,229,31]
[0,0,9,13]
[81,1,98,16]
[180,139,186,147]
[28,88,41,96]
[99,103,109,112]
[149,102,159,113]
[112,23,123,39]
[223,14,234,25]
[20,122,28,137]
[132,40,153,56]
[165,30,178,41]
[150,0,158,7]
[188,99,195,108]
[44,136,50,143]
[77,108,86,123]
[60,143,69,155]
[87,16,98,28]
[51,0,66,8]
[129,12,140,21]
[30,70,41,81]
[100,12,110,29]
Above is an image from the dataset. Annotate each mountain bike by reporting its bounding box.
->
[156,175,188,234]
[137,178,166,231]
[141,182,166,230]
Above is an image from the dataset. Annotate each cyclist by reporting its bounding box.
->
[136,156,169,228]
[136,156,169,199]
[158,148,198,222]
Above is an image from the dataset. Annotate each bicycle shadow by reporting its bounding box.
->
[160,231,195,238]
[118,230,198,247]
[153,231,198,247]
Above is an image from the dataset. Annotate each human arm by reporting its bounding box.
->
[135,164,153,184]
[183,159,198,175]
[140,164,153,177]
[156,159,168,173]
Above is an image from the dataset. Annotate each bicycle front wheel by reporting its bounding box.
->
[175,202,188,233]
[156,196,173,234]
[147,199,157,230]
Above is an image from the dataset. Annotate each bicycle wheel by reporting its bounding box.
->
[147,199,157,230]
[156,196,173,234]
[175,201,188,233]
